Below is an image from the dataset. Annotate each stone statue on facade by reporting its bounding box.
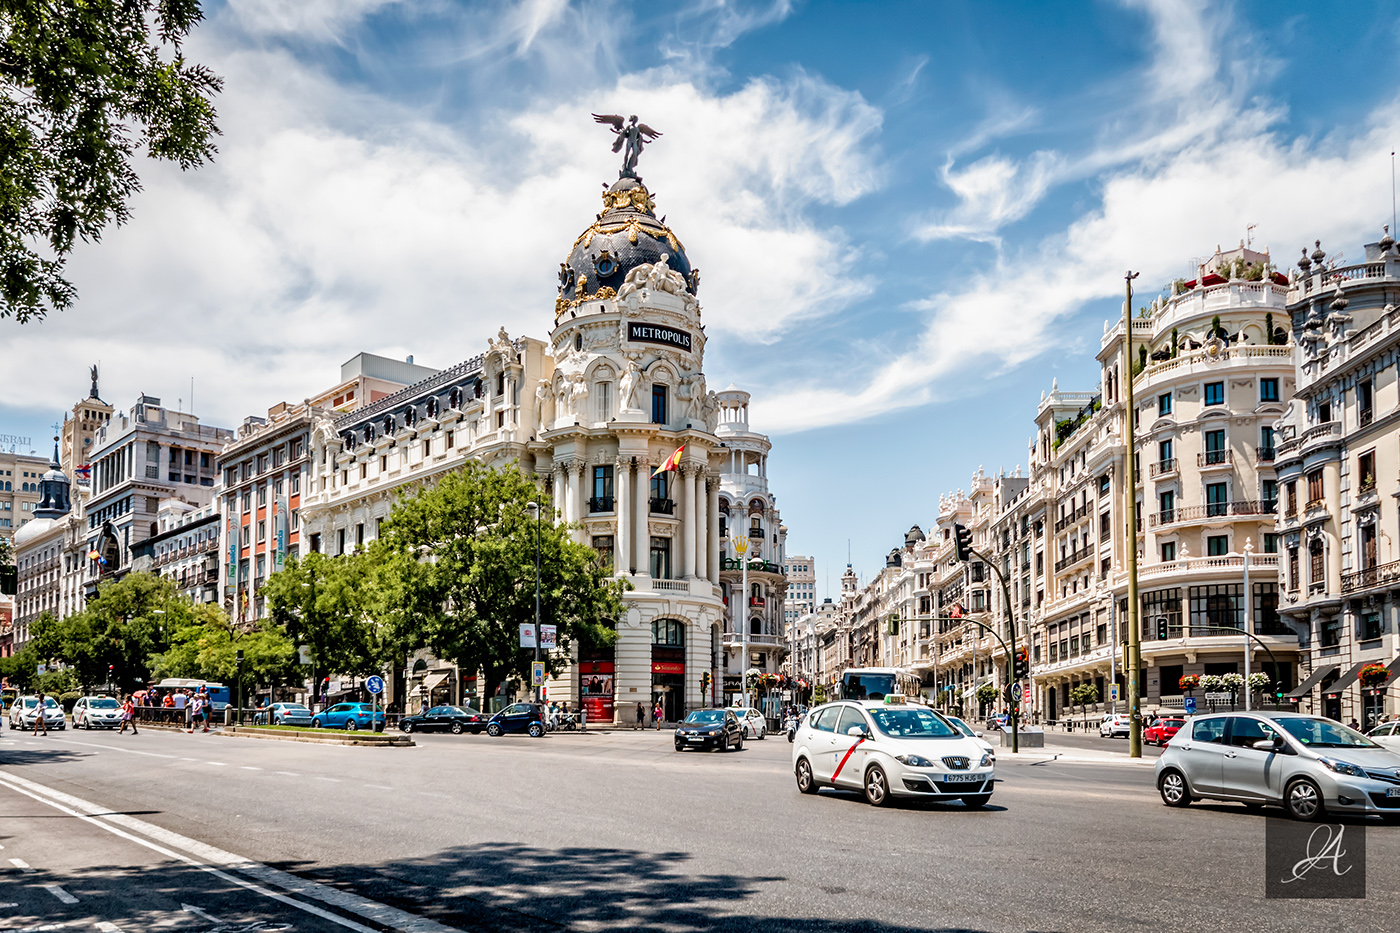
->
[701,390,719,433]
[674,374,696,421]
[620,357,643,411]
[535,381,554,435]
[568,371,590,412]
[592,114,662,178]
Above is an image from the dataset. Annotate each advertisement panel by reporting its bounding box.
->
[579,660,614,723]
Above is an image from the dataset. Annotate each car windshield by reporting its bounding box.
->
[685,710,726,724]
[843,673,897,701]
[1161,720,1184,727]
[945,716,976,738]
[869,707,960,738]
[42,698,58,708]
[90,699,119,709]
[1276,717,1379,748]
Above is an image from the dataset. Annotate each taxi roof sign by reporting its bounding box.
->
[884,693,907,704]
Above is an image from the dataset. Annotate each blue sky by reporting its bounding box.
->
[4,0,1399,597]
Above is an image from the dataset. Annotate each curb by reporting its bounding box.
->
[219,727,414,747]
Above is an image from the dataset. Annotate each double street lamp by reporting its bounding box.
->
[526,502,543,703]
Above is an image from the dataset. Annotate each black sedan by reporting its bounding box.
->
[674,709,744,752]
[399,705,487,735]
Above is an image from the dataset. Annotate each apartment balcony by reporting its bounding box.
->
[649,497,675,515]
[1054,502,1090,533]
[1255,446,1276,464]
[1197,449,1232,469]
[1360,407,1374,428]
[1054,547,1094,574]
[1147,499,1276,528]
[720,557,784,575]
[1137,553,1279,582]
[1149,458,1177,478]
[1342,558,1400,595]
[588,496,614,513]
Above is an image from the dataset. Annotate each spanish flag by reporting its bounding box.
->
[652,444,685,478]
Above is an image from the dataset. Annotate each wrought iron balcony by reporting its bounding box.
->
[649,497,675,515]
[588,496,614,513]
[1342,558,1400,594]
[1198,449,1232,467]
[1149,458,1177,477]
[1255,446,1276,463]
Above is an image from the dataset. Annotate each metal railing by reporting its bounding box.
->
[1054,502,1090,532]
[1150,458,1176,477]
[1256,446,1276,463]
[649,497,675,515]
[1054,547,1093,573]
[1198,449,1232,466]
[1342,558,1400,594]
[588,496,614,513]
[1148,499,1276,527]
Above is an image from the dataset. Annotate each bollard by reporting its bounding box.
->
[224,706,233,726]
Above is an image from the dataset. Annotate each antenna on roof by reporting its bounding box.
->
[1246,224,1257,248]
[1392,150,1396,236]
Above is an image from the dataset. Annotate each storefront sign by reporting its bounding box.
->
[627,322,692,352]
[652,661,685,675]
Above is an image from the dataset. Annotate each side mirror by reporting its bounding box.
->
[1252,735,1284,752]
[846,725,865,736]
[974,731,984,738]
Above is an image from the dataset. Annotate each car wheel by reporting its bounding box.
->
[487,723,503,737]
[528,723,544,738]
[1158,769,1192,808]
[796,757,818,794]
[401,721,413,733]
[962,794,992,809]
[758,729,765,740]
[451,722,464,735]
[675,742,685,751]
[864,765,891,807]
[1285,778,1325,822]
[735,736,744,751]
[311,718,322,729]
[346,720,359,732]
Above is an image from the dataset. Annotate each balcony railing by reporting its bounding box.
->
[1054,547,1093,573]
[749,596,765,607]
[649,497,675,515]
[1342,558,1400,594]
[1305,497,1326,513]
[1198,449,1232,467]
[1360,407,1374,428]
[1255,446,1276,463]
[588,496,614,513]
[1055,502,1090,532]
[1148,499,1276,527]
[1149,458,1177,477]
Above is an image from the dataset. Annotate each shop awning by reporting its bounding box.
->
[1285,662,1340,699]
[1379,655,1400,688]
[420,671,449,693]
[1324,661,1370,697]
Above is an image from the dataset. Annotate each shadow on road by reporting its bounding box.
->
[0,746,89,766]
[290,841,995,933]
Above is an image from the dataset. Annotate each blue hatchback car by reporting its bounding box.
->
[486,703,546,737]
[312,702,384,731]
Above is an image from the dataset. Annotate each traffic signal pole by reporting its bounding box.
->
[969,547,1019,755]
[1124,271,1143,759]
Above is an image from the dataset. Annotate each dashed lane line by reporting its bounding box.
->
[95,923,125,932]
[365,784,393,791]
[206,762,228,767]
[314,777,340,783]
[273,771,300,777]
[42,885,78,905]
[240,766,262,771]
[8,858,34,871]
[0,771,462,933]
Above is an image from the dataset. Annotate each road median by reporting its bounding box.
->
[219,726,414,747]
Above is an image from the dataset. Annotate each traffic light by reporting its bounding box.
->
[1156,616,1169,640]
[1013,650,1029,679]
[700,670,711,692]
[953,523,973,562]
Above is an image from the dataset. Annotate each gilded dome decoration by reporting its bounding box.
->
[561,176,696,307]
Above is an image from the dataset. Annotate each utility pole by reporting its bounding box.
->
[528,502,542,703]
[733,535,751,709]
[1124,270,1143,758]
[1243,538,1253,711]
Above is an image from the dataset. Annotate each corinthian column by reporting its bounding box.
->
[553,464,567,526]
[636,460,650,576]
[682,464,697,579]
[616,457,631,575]
[570,461,586,542]
[695,473,708,581]
[708,478,721,584]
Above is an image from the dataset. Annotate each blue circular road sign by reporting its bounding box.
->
[366,675,385,695]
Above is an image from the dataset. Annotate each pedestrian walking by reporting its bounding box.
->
[653,701,663,730]
[119,695,138,734]
[32,691,48,736]
[636,701,645,730]
[1349,718,1361,732]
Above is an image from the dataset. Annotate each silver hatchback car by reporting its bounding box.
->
[1155,711,1400,821]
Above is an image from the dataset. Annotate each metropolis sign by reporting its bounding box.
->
[627,322,692,352]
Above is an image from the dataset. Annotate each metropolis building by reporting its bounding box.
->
[299,152,786,722]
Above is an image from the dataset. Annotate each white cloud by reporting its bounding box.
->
[228,0,407,41]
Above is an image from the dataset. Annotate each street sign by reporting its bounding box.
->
[1010,683,1023,702]
[1110,684,1120,701]
[328,680,341,695]
[1184,696,1198,714]
[540,624,557,649]
[298,645,311,666]
[519,624,536,648]
[531,662,545,686]
[365,676,384,695]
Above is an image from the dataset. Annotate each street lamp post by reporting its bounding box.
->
[1123,269,1143,759]
[732,535,751,709]
[527,502,542,703]
[1243,538,1253,711]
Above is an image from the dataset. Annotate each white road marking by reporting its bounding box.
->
[95,923,125,932]
[9,857,33,871]
[180,757,198,762]
[240,766,262,771]
[43,884,79,904]
[273,771,299,777]
[181,903,222,923]
[314,776,340,782]
[0,771,462,933]
[36,737,178,760]
[365,784,393,791]
[206,761,228,767]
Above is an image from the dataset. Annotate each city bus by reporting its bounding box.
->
[840,667,921,702]
[154,678,232,711]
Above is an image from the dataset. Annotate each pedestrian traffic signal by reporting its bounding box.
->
[953,523,973,562]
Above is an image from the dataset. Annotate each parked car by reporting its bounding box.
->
[400,705,486,735]
[1100,714,1131,738]
[1366,720,1400,752]
[1143,717,1186,747]
[674,709,744,752]
[8,695,66,731]
[733,707,767,739]
[253,703,314,727]
[486,703,546,737]
[72,696,121,730]
[1155,712,1400,821]
[310,702,385,731]
[942,713,997,757]
[792,699,995,807]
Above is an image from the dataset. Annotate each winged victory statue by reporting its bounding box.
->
[592,113,662,178]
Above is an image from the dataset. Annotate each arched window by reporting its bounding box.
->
[750,515,761,537]
[652,618,684,646]
[750,617,762,635]
[448,388,460,409]
[404,407,416,427]
[365,424,375,442]
[384,415,395,435]
[751,583,761,600]
[426,397,438,419]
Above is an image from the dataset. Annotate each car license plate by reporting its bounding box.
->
[688,736,706,742]
[1387,788,1400,797]
[942,773,982,783]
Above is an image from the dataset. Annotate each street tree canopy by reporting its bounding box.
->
[264,549,396,680]
[151,615,296,690]
[1,0,222,321]
[377,462,624,699]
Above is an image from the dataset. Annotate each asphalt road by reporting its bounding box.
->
[1,723,1395,932]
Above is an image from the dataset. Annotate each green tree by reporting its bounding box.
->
[1,0,222,322]
[976,683,999,706]
[151,610,296,698]
[376,461,624,700]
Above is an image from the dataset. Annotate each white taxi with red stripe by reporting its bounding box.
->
[792,696,995,807]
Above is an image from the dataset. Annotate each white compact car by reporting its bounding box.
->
[792,699,995,807]
[733,707,767,739]
[1367,721,1400,753]
[1100,714,1131,738]
[942,713,997,758]
[72,696,122,730]
[8,696,66,731]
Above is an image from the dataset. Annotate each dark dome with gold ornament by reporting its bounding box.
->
[556,176,698,312]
